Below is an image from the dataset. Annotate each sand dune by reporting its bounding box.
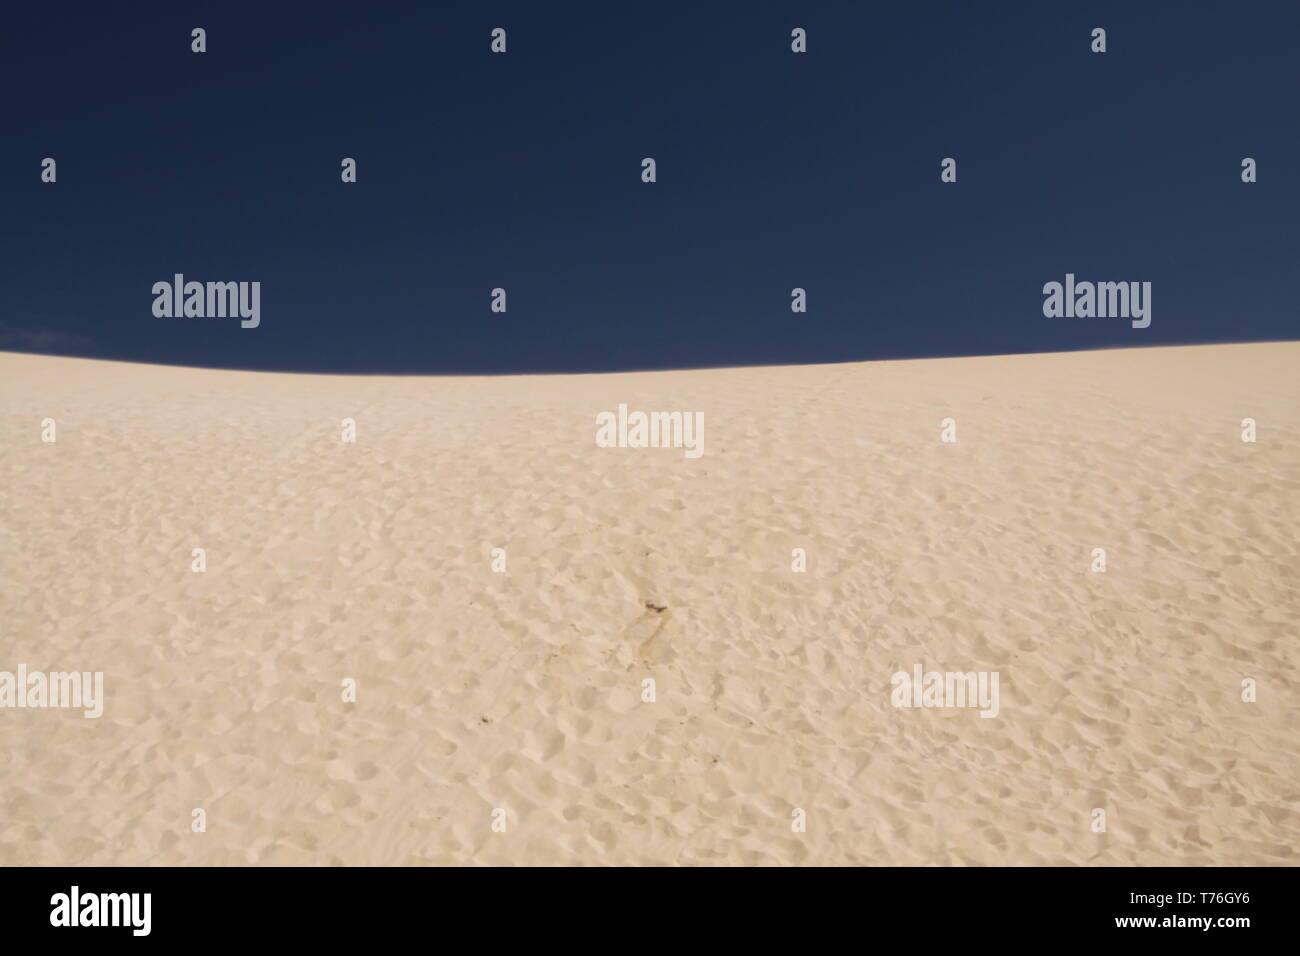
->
[1,343,1297,865]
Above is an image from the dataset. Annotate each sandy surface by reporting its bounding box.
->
[1,343,1297,865]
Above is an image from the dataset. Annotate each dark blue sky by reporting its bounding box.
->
[3,0,1296,373]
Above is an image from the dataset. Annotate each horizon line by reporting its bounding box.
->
[1,338,1295,380]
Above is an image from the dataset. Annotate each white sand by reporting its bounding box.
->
[1,343,1297,865]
